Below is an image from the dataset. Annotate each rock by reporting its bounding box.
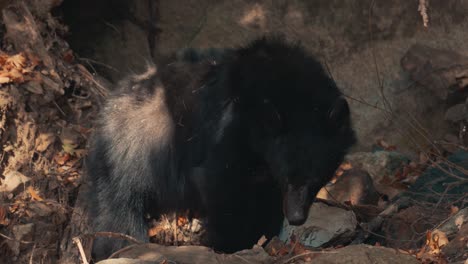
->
[190,218,202,233]
[346,151,410,182]
[97,259,157,264]
[401,44,468,100]
[442,223,468,262]
[279,202,357,247]
[107,244,274,264]
[312,244,419,264]
[383,205,447,249]
[436,207,468,237]
[12,223,35,241]
[27,201,54,217]
[0,171,30,192]
[445,103,466,122]
[7,223,35,256]
[441,133,462,153]
[317,168,380,205]
[345,151,410,199]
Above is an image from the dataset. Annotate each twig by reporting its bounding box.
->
[233,253,255,264]
[78,57,120,73]
[368,0,393,114]
[108,244,139,259]
[103,20,121,35]
[77,64,109,97]
[29,243,36,264]
[52,100,66,117]
[430,183,451,215]
[418,0,429,27]
[73,237,89,264]
[281,250,338,264]
[185,3,209,47]
[94,231,143,245]
[173,212,178,246]
[0,232,34,244]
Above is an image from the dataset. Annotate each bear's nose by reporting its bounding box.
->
[284,183,309,225]
[286,210,306,226]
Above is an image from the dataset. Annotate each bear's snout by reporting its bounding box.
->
[284,184,309,225]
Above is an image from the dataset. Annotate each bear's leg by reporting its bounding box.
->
[91,184,149,260]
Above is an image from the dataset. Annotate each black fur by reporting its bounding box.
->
[86,37,356,260]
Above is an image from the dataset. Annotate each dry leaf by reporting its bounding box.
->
[0,76,10,84]
[0,53,33,84]
[376,139,397,151]
[177,216,188,227]
[0,205,9,226]
[60,127,80,154]
[27,186,44,201]
[430,230,449,252]
[72,149,87,158]
[7,54,26,69]
[450,205,459,215]
[62,142,77,154]
[62,50,74,63]
[54,152,71,165]
[256,235,268,247]
[340,161,352,170]
[35,133,56,152]
[148,226,163,237]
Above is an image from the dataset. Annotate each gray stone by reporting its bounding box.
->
[317,168,380,205]
[0,171,30,192]
[345,151,409,198]
[437,207,468,237]
[12,223,35,241]
[445,103,466,122]
[97,258,158,264]
[346,151,410,181]
[279,202,357,247]
[312,244,420,264]
[110,244,273,264]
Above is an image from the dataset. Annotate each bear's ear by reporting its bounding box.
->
[327,96,350,129]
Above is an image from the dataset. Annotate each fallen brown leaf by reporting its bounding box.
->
[148,226,164,237]
[0,76,10,84]
[0,205,9,226]
[27,186,44,201]
[54,152,71,165]
[35,133,56,152]
[376,139,397,151]
[177,216,188,227]
[450,205,459,215]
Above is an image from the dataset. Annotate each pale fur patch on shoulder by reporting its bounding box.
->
[132,66,157,82]
[215,102,234,143]
[100,86,175,184]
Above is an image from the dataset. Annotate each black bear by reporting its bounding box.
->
[86,36,356,260]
